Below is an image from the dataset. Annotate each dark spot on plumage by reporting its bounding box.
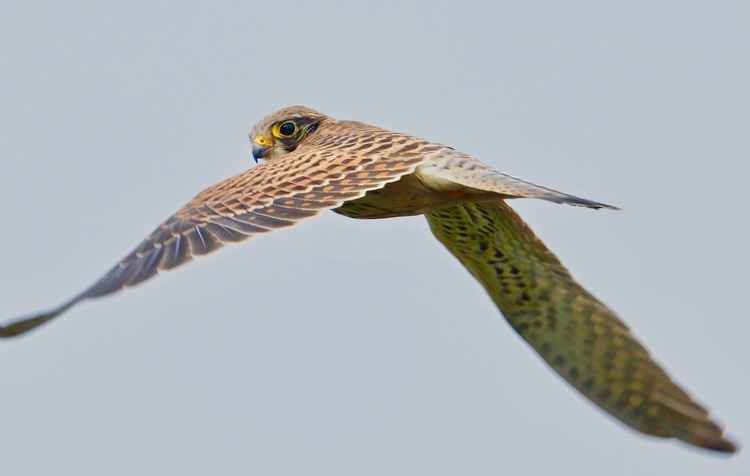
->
[569,366,580,382]
[352,143,376,152]
[614,397,629,412]
[539,342,552,356]
[478,207,493,219]
[626,408,645,421]
[368,143,392,154]
[546,311,558,331]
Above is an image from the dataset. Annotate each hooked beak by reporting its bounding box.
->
[252,144,269,163]
[251,136,274,163]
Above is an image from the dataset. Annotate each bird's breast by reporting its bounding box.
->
[333,170,486,219]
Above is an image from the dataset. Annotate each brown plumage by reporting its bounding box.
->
[0,105,737,454]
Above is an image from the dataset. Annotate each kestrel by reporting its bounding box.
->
[1,106,736,453]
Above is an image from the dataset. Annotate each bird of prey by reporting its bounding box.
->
[1,105,736,454]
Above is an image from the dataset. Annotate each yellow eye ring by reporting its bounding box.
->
[274,121,297,138]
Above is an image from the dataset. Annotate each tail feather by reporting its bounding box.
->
[418,154,619,210]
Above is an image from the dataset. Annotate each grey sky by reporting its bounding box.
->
[1,1,748,475]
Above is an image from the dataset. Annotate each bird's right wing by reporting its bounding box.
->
[1,125,430,337]
[426,200,736,453]
[418,154,618,209]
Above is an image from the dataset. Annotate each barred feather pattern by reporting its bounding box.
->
[0,118,445,337]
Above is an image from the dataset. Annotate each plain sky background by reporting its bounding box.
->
[1,1,748,475]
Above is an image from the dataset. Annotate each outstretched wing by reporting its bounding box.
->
[1,123,429,337]
[426,200,735,453]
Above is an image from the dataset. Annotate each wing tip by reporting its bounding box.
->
[654,388,738,454]
[0,311,58,338]
[565,197,621,211]
[683,433,739,455]
[707,437,739,454]
[0,300,77,339]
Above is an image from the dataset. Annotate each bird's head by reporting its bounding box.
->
[249,105,328,162]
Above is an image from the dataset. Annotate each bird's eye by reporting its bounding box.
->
[277,121,297,137]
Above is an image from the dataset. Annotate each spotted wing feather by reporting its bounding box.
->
[426,200,735,453]
[0,123,429,337]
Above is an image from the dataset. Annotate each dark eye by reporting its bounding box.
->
[278,121,297,137]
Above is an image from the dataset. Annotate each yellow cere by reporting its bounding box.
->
[253,135,274,147]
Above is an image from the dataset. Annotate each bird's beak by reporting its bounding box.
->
[252,135,274,162]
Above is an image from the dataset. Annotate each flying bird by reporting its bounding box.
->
[1,105,737,454]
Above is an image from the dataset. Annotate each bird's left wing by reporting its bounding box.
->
[1,125,428,337]
[426,200,736,453]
